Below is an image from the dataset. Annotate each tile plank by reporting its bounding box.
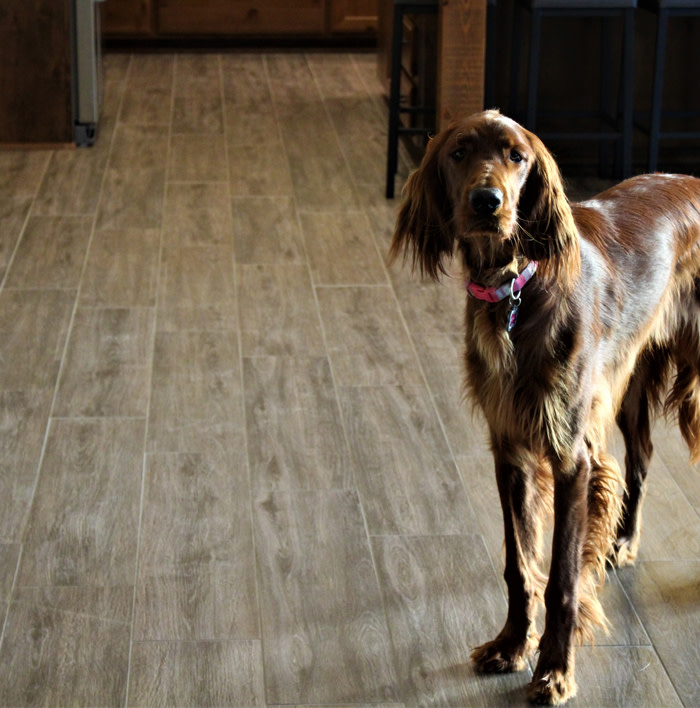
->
[225,106,280,148]
[119,86,173,126]
[619,561,700,706]
[97,167,166,231]
[172,92,224,135]
[574,645,682,706]
[221,54,271,107]
[232,197,302,263]
[286,150,359,210]
[148,330,243,452]
[128,640,265,707]
[168,134,227,182]
[244,356,353,491]
[316,286,424,387]
[0,586,132,707]
[174,54,221,87]
[340,385,477,535]
[0,543,20,629]
[109,124,170,170]
[0,195,32,284]
[238,264,325,357]
[18,418,145,587]
[265,53,321,106]
[33,148,108,216]
[228,144,294,197]
[158,246,236,310]
[300,211,388,286]
[307,54,388,186]
[373,534,528,706]
[135,445,258,640]
[0,289,75,390]
[655,421,700,514]
[80,228,160,307]
[0,389,53,541]
[5,215,92,289]
[126,54,174,89]
[254,489,398,704]
[163,182,233,248]
[53,307,155,418]
[634,459,700,561]
[0,151,51,198]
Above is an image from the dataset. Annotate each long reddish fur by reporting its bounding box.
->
[390,109,700,705]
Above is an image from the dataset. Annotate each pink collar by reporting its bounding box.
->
[466,261,539,303]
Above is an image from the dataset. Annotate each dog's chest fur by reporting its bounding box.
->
[463,292,585,458]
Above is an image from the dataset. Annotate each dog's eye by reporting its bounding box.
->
[451,148,467,162]
[509,150,524,163]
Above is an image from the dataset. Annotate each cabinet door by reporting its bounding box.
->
[158,0,325,35]
[330,0,377,33]
[102,0,154,36]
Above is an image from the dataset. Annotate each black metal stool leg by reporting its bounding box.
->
[621,6,635,177]
[649,8,668,172]
[526,9,542,130]
[509,1,524,118]
[386,4,405,199]
[600,16,612,176]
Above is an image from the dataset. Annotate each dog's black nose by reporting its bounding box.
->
[469,187,503,215]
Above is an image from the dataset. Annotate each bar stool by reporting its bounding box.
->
[639,0,700,172]
[385,0,438,199]
[510,0,637,177]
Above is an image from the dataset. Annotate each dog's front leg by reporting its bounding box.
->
[472,453,544,673]
[527,450,589,706]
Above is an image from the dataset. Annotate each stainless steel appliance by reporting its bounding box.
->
[73,0,105,146]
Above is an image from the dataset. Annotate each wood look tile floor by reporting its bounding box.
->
[0,51,698,708]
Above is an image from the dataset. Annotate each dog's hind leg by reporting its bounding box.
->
[666,303,700,462]
[615,371,654,566]
[471,447,547,674]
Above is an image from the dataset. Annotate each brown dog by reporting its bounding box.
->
[390,109,700,704]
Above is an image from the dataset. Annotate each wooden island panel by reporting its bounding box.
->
[0,0,73,145]
[437,0,486,128]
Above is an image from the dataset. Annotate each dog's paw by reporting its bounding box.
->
[471,633,537,674]
[527,669,577,705]
[611,535,639,567]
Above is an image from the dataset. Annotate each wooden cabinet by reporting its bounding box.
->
[158,0,325,35]
[0,0,73,145]
[102,0,377,39]
[331,0,377,33]
[101,0,154,36]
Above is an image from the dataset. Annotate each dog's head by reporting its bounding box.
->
[389,110,579,283]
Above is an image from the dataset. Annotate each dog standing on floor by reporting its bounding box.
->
[389,109,700,704]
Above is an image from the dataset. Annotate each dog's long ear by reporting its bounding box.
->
[518,130,580,281]
[388,133,455,280]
